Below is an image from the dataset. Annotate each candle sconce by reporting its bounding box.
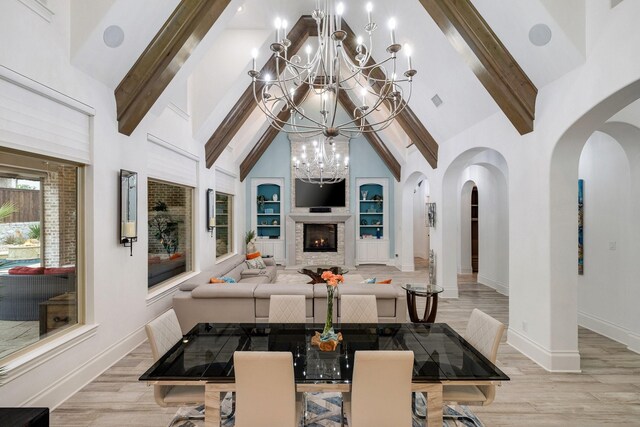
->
[206,188,215,237]
[119,169,138,256]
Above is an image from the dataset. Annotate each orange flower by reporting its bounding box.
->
[334,274,344,283]
[327,278,338,287]
[321,270,334,280]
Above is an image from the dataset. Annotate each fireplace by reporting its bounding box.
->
[303,224,337,252]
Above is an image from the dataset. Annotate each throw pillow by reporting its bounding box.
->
[220,276,236,283]
[44,267,76,276]
[361,277,376,284]
[8,266,45,275]
[245,256,266,269]
[169,253,182,260]
[377,279,392,284]
[246,251,261,260]
[209,277,226,284]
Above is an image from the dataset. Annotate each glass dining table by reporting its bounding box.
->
[140,322,509,426]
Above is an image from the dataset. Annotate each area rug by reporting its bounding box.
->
[173,392,484,427]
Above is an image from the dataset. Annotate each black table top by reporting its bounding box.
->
[139,323,509,384]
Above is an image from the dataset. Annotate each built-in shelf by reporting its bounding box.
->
[252,179,285,263]
[356,179,389,264]
[257,225,280,227]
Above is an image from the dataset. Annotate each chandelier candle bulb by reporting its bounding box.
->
[405,44,412,70]
[389,18,397,45]
[336,2,344,31]
[274,17,281,42]
[251,48,257,71]
[366,2,373,25]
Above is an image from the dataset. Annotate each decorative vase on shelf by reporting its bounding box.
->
[361,190,368,200]
[272,193,278,202]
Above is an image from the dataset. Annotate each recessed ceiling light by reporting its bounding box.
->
[528,24,552,47]
[103,25,124,48]
[431,94,443,108]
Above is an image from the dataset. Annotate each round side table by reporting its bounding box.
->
[401,284,444,323]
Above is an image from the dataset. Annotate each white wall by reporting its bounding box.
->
[412,182,429,259]
[578,131,639,351]
[0,0,237,408]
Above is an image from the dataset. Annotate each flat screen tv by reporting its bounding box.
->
[295,179,346,207]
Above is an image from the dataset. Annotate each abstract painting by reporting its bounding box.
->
[426,202,436,228]
[578,179,584,275]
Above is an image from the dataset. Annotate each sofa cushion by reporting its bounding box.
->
[8,266,45,275]
[191,283,258,298]
[254,283,314,298]
[241,266,276,283]
[44,267,76,276]
[338,283,403,298]
[210,254,246,277]
[238,276,271,284]
[227,264,245,282]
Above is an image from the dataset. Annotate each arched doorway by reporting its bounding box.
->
[399,171,429,272]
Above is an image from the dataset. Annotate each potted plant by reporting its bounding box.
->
[245,229,256,253]
[257,195,266,211]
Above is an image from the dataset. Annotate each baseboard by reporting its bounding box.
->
[507,327,581,372]
[477,274,509,296]
[23,326,147,410]
[578,311,640,355]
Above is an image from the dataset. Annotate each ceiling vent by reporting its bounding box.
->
[431,94,443,107]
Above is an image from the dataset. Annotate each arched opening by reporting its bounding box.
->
[412,179,430,268]
[441,148,509,298]
[399,171,429,273]
[548,80,640,369]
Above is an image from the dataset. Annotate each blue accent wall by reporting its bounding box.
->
[245,132,395,257]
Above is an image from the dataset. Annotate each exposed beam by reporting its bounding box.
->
[115,0,232,136]
[206,16,317,167]
[337,90,402,182]
[341,20,438,169]
[239,84,311,181]
[419,0,537,135]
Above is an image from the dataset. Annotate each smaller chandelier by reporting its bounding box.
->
[248,1,417,141]
[293,139,349,186]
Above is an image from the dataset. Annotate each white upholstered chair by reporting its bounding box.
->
[233,351,304,427]
[268,295,306,323]
[342,350,414,427]
[443,308,506,406]
[145,309,204,425]
[339,295,378,323]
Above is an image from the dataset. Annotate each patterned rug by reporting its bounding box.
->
[172,392,484,427]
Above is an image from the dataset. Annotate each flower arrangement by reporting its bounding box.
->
[321,270,344,287]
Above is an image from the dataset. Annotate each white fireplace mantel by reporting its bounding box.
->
[285,213,355,268]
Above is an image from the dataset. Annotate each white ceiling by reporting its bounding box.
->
[67,0,590,167]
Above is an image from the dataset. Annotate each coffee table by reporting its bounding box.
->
[298,265,349,284]
[402,284,444,323]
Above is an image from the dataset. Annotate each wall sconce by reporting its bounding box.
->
[426,202,436,228]
[206,188,215,237]
[120,169,138,256]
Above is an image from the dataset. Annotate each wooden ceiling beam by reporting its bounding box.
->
[239,84,311,181]
[115,0,232,136]
[341,20,438,169]
[419,0,537,135]
[206,16,317,168]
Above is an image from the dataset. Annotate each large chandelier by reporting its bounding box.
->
[248,1,416,185]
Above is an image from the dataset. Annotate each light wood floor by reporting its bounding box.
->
[51,260,640,426]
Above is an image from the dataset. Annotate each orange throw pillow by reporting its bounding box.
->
[209,277,225,284]
[246,251,261,260]
[377,279,392,284]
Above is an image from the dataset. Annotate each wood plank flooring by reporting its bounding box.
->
[51,260,640,426]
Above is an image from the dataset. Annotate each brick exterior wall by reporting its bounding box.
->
[43,165,77,267]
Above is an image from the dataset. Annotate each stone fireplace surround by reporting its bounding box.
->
[285,213,355,268]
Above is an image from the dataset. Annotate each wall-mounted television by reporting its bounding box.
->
[295,179,346,207]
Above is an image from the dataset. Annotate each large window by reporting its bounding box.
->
[147,180,193,289]
[0,150,81,361]
[215,192,233,258]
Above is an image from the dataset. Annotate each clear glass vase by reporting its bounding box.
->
[320,284,338,341]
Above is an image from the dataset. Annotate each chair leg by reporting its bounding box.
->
[340,398,345,427]
[412,392,426,420]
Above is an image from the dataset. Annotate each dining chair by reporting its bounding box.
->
[145,309,204,426]
[268,295,306,323]
[233,351,304,427]
[442,308,506,419]
[339,294,378,323]
[342,350,414,427]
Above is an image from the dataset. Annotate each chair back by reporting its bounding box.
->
[351,350,414,427]
[145,309,183,362]
[268,295,306,323]
[340,294,378,323]
[464,309,505,404]
[233,351,297,427]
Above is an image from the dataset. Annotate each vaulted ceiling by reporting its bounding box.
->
[68,0,586,175]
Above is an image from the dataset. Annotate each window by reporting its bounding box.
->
[0,149,81,361]
[147,180,193,289]
[215,192,233,258]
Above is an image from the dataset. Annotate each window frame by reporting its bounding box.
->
[215,191,234,260]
